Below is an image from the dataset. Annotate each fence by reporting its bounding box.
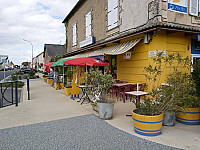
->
[0,81,19,108]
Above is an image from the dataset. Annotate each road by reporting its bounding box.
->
[0,69,17,81]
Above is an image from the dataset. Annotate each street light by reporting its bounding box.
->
[23,39,33,70]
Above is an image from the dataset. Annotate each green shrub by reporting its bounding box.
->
[11,74,18,81]
[2,81,25,88]
[29,70,35,76]
[23,76,28,79]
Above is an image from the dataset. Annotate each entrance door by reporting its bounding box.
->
[111,55,117,79]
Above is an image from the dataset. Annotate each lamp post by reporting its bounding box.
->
[23,39,33,70]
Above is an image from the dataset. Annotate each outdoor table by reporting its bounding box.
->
[77,85,91,105]
[125,91,149,116]
[125,91,149,108]
[113,83,136,87]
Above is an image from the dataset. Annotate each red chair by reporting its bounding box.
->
[118,85,131,103]
[112,85,118,97]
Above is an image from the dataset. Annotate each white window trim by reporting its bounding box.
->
[85,10,92,39]
[72,23,77,46]
[107,0,119,31]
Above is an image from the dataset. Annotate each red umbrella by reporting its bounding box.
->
[63,57,109,66]
[44,62,55,73]
[44,62,55,67]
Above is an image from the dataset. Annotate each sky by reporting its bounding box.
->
[0,0,79,65]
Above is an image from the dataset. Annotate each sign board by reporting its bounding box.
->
[0,55,8,63]
[123,52,132,59]
[168,0,188,14]
[198,34,200,41]
[148,50,157,57]
[158,50,166,57]
[148,50,166,57]
[80,36,95,48]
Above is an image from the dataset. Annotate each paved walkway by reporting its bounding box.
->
[0,79,179,150]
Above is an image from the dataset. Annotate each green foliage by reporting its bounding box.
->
[23,76,28,79]
[86,69,114,103]
[11,74,18,81]
[139,52,196,115]
[2,81,25,88]
[29,70,35,76]
[50,55,62,62]
[66,70,73,81]
[22,62,29,66]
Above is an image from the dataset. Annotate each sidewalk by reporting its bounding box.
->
[0,78,199,150]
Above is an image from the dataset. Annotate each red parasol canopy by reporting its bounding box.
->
[63,57,109,66]
[44,62,55,73]
[44,62,55,67]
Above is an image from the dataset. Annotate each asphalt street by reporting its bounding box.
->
[0,114,179,150]
[0,70,17,81]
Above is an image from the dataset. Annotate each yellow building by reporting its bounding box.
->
[62,0,200,87]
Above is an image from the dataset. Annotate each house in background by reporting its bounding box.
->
[43,44,66,64]
[33,52,44,71]
[62,0,200,85]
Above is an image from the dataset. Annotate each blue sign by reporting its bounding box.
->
[168,0,187,14]
[198,34,200,41]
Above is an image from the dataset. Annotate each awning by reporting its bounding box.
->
[67,38,142,58]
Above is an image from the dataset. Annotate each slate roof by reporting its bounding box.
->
[44,44,66,57]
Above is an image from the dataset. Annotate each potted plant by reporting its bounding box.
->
[176,60,200,125]
[42,72,49,82]
[86,69,115,119]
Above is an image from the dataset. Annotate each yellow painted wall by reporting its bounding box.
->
[117,30,191,89]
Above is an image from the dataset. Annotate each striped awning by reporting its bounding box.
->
[64,38,142,59]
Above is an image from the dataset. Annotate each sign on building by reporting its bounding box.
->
[168,0,188,14]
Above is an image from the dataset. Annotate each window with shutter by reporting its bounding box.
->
[72,23,77,46]
[107,0,118,31]
[190,0,198,16]
[85,11,92,39]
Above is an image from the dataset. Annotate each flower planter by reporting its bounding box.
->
[47,78,53,84]
[176,107,200,125]
[54,83,64,90]
[97,102,114,119]
[132,109,163,136]
[163,111,176,126]
[43,76,48,82]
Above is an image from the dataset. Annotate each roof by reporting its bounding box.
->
[44,44,66,58]
[36,52,44,58]
[63,22,200,57]
[62,0,85,23]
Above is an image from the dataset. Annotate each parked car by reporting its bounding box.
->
[7,67,14,70]
[20,67,32,73]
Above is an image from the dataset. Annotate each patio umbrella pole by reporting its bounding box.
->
[63,66,64,84]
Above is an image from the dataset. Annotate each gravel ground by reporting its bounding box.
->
[0,114,179,150]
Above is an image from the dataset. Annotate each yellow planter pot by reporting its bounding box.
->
[47,78,53,84]
[54,83,64,90]
[132,109,163,136]
[43,76,48,82]
[176,107,200,125]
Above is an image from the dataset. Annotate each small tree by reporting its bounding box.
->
[137,52,194,115]
[86,69,114,103]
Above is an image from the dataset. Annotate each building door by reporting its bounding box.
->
[111,55,117,79]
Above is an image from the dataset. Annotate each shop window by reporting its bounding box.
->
[189,0,200,16]
[107,0,118,30]
[72,23,77,46]
[85,11,92,39]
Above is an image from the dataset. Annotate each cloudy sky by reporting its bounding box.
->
[0,0,78,65]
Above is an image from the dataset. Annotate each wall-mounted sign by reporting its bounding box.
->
[123,52,132,59]
[148,50,166,57]
[148,50,157,57]
[198,34,200,41]
[158,50,166,57]
[80,36,95,48]
[168,0,187,14]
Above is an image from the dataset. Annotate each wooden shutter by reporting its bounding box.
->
[85,11,92,39]
[108,0,118,30]
[72,23,77,46]
[190,0,198,16]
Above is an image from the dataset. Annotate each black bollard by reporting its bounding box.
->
[15,81,18,107]
[27,78,30,100]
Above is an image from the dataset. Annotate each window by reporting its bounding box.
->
[107,0,118,30]
[189,0,200,16]
[85,11,92,39]
[72,23,77,46]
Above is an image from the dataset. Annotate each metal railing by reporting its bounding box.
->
[0,81,18,108]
